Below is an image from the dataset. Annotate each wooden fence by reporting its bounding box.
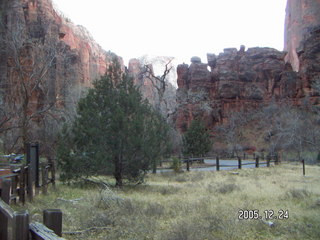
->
[169,154,280,172]
[212,156,278,172]
[176,155,309,175]
[0,197,63,240]
[0,162,55,204]
[0,143,60,239]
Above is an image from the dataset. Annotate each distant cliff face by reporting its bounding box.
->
[174,48,298,132]
[0,0,121,152]
[284,0,320,71]
[174,0,320,133]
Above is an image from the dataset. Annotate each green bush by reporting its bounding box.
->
[171,157,182,173]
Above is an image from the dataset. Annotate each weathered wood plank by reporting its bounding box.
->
[0,173,18,179]
[0,198,14,240]
[1,178,11,204]
[29,222,65,240]
[12,210,29,240]
[0,198,14,219]
[43,209,62,237]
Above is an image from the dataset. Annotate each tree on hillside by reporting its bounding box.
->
[57,59,171,186]
[182,119,211,157]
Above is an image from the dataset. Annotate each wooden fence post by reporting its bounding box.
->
[19,166,26,204]
[0,179,11,240]
[12,176,18,204]
[238,157,242,169]
[43,209,63,237]
[27,165,33,201]
[216,156,220,171]
[255,157,259,168]
[42,163,47,194]
[51,161,56,188]
[0,211,6,240]
[13,210,29,240]
[1,178,11,204]
[186,159,190,172]
[302,159,305,176]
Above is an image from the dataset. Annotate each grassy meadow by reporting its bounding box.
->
[15,163,320,240]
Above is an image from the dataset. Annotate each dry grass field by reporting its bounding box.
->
[15,163,320,240]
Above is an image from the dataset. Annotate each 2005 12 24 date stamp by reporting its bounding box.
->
[238,209,289,220]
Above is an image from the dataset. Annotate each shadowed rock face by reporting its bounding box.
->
[284,0,320,71]
[0,0,175,152]
[0,0,122,151]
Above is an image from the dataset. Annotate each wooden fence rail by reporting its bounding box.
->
[0,198,64,240]
[176,155,279,172]
[0,162,55,204]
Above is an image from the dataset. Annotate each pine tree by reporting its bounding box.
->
[182,119,211,157]
[57,59,170,186]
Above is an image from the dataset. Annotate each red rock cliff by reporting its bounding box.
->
[284,0,320,71]
[174,0,320,133]
[0,0,122,151]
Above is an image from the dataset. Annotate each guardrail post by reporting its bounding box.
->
[302,159,305,176]
[255,157,259,168]
[237,157,242,169]
[13,210,29,240]
[216,156,220,171]
[43,209,63,237]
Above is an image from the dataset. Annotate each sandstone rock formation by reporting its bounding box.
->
[174,34,320,133]
[174,0,320,133]
[175,48,292,132]
[0,0,121,152]
[284,0,320,71]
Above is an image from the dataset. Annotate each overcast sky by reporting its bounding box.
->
[53,0,287,65]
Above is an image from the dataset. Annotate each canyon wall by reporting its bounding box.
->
[175,2,320,133]
[0,0,175,152]
[284,0,320,72]
[174,0,320,134]
[0,0,122,152]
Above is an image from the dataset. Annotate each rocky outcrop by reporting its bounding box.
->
[174,37,320,132]
[0,0,121,151]
[175,0,320,133]
[284,0,320,71]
